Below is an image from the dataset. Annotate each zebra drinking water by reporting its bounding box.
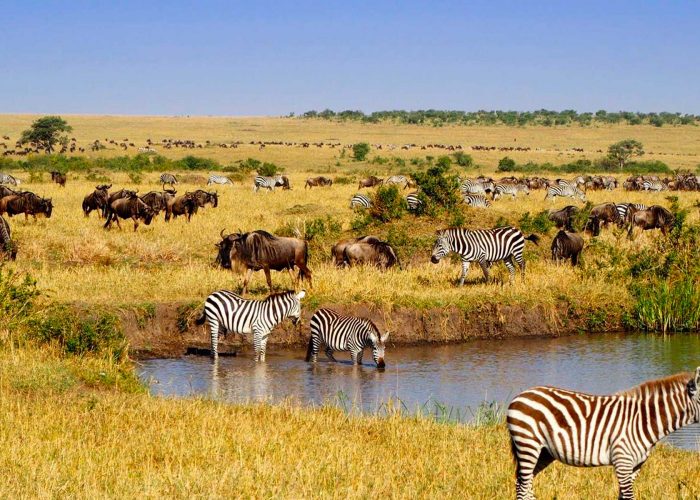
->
[195,289,305,360]
[463,194,491,208]
[159,173,178,187]
[350,193,371,209]
[207,175,233,186]
[508,368,700,500]
[306,308,389,368]
[430,226,539,284]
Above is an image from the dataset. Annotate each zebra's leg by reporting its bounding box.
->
[259,334,269,363]
[458,258,470,286]
[252,325,268,362]
[356,349,364,365]
[478,260,491,282]
[324,347,338,362]
[513,452,538,500]
[503,257,516,284]
[613,460,636,500]
[208,319,220,358]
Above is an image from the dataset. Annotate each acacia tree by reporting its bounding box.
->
[19,116,72,153]
[607,139,644,169]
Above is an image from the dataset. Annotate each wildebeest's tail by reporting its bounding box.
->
[525,234,540,246]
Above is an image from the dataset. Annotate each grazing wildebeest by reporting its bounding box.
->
[104,193,155,231]
[0,215,17,261]
[628,206,675,236]
[189,190,218,209]
[305,176,333,189]
[548,205,578,231]
[50,171,67,187]
[215,229,312,295]
[584,202,619,236]
[330,236,381,266]
[551,230,584,266]
[108,188,137,205]
[167,192,198,222]
[343,239,399,270]
[358,176,383,189]
[140,188,177,216]
[0,192,53,220]
[82,184,112,218]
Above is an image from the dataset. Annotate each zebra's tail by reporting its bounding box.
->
[304,334,314,362]
[525,234,540,246]
[195,309,207,326]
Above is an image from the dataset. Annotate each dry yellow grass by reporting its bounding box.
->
[0,347,698,499]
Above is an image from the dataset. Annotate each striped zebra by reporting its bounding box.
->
[207,174,233,186]
[544,184,586,202]
[492,183,529,201]
[254,175,283,192]
[615,203,647,226]
[0,173,19,186]
[159,173,178,187]
[350,193,371,209]
[460,179,493,195]
[508,368,700,500]
[305,308,389,368]
[195,289,305,360]
[384,175,410,189]
[430,226,539,284]
[463,194,491,208]
[641,179,667,192]
[405,192,423,211]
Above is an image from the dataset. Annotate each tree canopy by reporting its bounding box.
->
[20,116,73,154]
[607,139,644,169]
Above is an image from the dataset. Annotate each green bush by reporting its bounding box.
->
[0,267,40,336]
[175,155,221,171]
[411,163,460,212]
[497,156,516,172]
[436,156,452,169]
[352,143,371,161]
[453,151,474,168]
[257,162,282,176]
[518,211,555,234]
[369,185,406,222]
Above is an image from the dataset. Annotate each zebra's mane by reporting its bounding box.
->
[617,372,691,397]
[263,290,296,301]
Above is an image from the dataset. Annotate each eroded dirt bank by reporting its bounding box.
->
[118,302,613,358]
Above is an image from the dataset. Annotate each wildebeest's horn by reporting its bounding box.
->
[220,228,226,238]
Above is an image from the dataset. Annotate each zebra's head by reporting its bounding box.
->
[369,329,389,369]
[286,290,305,325]
[688,367,700,423]
[431,232,451,264]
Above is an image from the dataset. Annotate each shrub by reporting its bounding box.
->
[518,211,555,234]
[411,163,460,211]
[368,185,406,222]
[352,142,370,161]
[497,156,516,172]
[176,155,221,171]
[257,162,282,176]
[436,156,452,169]
[453,151,474,168]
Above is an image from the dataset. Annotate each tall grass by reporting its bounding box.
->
[632,278,700,333]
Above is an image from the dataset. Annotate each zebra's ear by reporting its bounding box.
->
[382,331,390,343]
[296,290,306,300]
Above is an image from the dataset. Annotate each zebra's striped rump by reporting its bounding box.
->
[306,308,388,368]
[507,368,700,500]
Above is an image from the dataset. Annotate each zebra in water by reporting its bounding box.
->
[492,183,529,200]
[463,194,491,208]
[0,173,20,186]
[306,308,389,368]
[641,179,667,192]
[384,175,411,189]
[195,289,305,360]
[405,192,423,211]
[460,178,493,195]
[430,226,539,284]
[508,368,700,500]
[350,193,371,209]
[544,184,586,202]
[615,203,647,226]
[207,174,233,186]
[159,173,178,187]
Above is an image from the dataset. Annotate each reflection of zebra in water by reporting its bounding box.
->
[306,308,389,368]
[430,226,539,284]
[544,184,586,202]
[350,193,371,209]
[641,180,667,192]
[195,289,305,360]
[159,173,178,187]
[405,192,422,211]
[508,368,700,500]
[207,175,233,186]
[615,203,647,226]
[254,175,283,192]
[492,183,529,200]
[463,194,491,207]
[0,173,20,186]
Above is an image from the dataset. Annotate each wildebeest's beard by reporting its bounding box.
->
[215,236,235,269]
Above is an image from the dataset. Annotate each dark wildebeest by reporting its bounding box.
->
[167,193,198,222]
[343,240,399,270]
[330,236,381,266]
[628,206,675,236]
[104,192,155,231]
[584,202,618,236]
[358,176,383,189]
[551,230,584,266]
[0,192,53,220]
[277,176,291,190]
[548,205,578,231]
[140,188,177,216]
[189,190,218,209]
[215,229,312,295]
[305,176,333,189]
[0,185,18,199]
[50,171,67,187]
[82,184,112,218]
[0,215,17,261]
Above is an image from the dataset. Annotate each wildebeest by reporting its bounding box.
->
[548,205,578,230]
[0,215,17,261]
[82,184,112,218]
[0,185,18,199]
[358,176,383,189]
[140,188,177,216]
[305,176,333,188]
[104,192,155,231]
[551,230,584,266]
[0,192,53,220]
[343,239,399,270]
[584,202,619,236]
[108,188,137,205]
[189,190,218,209]
[215,229,312,294]
[50,171,67,187]
[167,192,198,222]
[331,236,381,266]
[628,206,675,236]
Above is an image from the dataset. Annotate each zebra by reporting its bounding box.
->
[430,226,539,284]
[615,203,647,226]
[544,184,586,202]
[305,308,389,368]
[460,178,493,195]
[492,183,529,201]
[159,173,178,187]
[463,194,491,208]
[207,174,233,186]
[641,179,667,192]
[384,175,411,189]
[0,173,19,186]
[254,175,283,192]
[350,193,371,209]
[508,368,700,500]
[195,289,305,360]
[405,192,423,211]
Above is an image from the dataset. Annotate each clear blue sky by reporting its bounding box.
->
[2,0,699,115]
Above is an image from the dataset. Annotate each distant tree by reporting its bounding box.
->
[498,156,516,172]
[453,151,474,168]
[19,116,72,154]
[436,155,452,169]
[607,139,644,169]
[258,162,281,176]
[352,142,370,161]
